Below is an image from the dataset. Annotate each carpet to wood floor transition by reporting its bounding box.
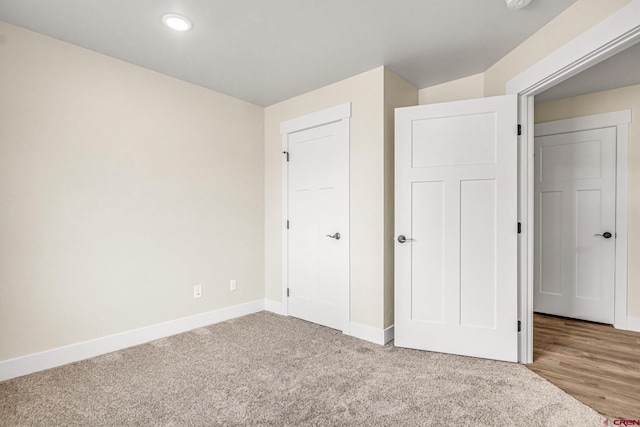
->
[0,312,606,426]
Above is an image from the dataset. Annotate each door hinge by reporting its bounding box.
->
[282,150,289,162]
[286,220,289,229]
[518,222,522,234]
[517,124,522,136]
[287,288,290,297]
[518,320,521,332]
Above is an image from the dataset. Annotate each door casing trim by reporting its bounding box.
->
[507,0,640,363]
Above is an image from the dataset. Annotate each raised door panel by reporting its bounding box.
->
[395,95,517,362]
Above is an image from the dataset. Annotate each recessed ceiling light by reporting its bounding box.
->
[505,0,532,10]
[162,14,192,32]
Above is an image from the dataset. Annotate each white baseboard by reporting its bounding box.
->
[0,299,265,382]
[384,325,395,344]
[264,299,287,316]
[626,316,640,333]
[349,322,394,345]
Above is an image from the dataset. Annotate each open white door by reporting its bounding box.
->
[394,95,518,362]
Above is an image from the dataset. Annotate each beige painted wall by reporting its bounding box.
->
[265,68,386,328]
[535,85,640,317]
[418,73,484,105]
[0,22,265,361]
[484,0,632,96]
[383,70,418,328]
[419,0,632,101]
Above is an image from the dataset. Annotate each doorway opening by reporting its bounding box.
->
[506,0,640,364]
[521,35,637,417]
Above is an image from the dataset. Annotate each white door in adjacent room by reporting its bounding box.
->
[283,106,350,332]
[533,127,616,324]
[395,95,519,362]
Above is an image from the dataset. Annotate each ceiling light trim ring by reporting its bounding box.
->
[162,14,192,32]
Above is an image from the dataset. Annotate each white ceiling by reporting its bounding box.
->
[0,0,578,106]
[537,41,640,103]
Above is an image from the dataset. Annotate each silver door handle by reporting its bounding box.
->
[326,233,341,240]
[397,235,414,243]
[594,232,613,239]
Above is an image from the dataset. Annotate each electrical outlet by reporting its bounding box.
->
[193,285,202,299]
[230,279,237,291]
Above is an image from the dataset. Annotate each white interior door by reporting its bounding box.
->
[395,95,518,362]
[534,127,616,324]
[286,119,349,332]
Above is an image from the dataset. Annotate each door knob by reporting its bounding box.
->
[326,233,341,240]
[397,235,414,243]
[594,232,613,239]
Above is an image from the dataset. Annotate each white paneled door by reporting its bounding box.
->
[395,95,518,362]
[286,119,349,332]
[534,127,616,324]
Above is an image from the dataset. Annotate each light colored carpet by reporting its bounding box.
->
[1,311,605,426]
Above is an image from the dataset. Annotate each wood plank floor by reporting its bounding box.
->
[527,313,640,420]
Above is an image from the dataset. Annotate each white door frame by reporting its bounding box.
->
[534,110,630,325]
[280,103,351,330]
[506,0,640,363]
